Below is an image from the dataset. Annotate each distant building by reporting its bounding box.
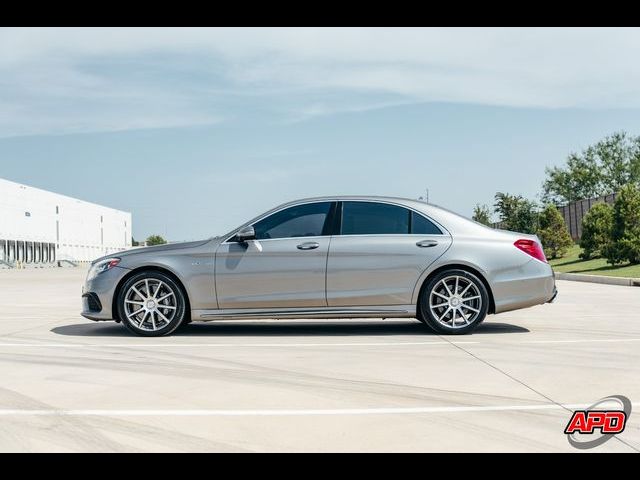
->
[0,177,132,265]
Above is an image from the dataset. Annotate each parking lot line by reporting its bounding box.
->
[0,338,638,348]
[0,341,478,348]
[521,338,640,344]
[0,402,638,417]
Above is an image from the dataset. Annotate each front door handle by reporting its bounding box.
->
[416,239,438,248]
[297,241,320,250]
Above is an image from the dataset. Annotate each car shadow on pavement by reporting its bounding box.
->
[51,320,529,338]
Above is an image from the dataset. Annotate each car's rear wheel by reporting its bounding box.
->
[117,271,186,337]
[418,269,489,335]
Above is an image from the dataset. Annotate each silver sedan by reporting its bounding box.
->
[81,196,557,336]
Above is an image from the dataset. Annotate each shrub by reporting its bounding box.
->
[603,183,640,265]
[537,204,573,259]
[579,202,613,260]
[146,234,167,246]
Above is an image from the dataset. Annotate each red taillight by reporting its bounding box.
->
[514,239,547,263]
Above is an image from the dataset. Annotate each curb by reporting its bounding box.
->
[554,271,640,287]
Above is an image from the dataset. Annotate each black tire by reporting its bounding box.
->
[418,269,489,335]
[117,271,187,337]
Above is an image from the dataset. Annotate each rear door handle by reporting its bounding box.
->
[416,239,438,248]
[297,241,320,250]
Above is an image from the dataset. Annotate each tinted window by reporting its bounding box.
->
[253,202,333,240]
[342,202,410,235]
[411,211,442,234]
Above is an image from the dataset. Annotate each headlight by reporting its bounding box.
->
[87,258,121,281]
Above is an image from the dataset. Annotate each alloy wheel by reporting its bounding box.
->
[123,278,177,332]
[428,275,483,329]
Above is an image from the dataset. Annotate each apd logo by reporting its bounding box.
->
[564,395,632,449]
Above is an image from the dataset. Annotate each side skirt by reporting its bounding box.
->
[192,305,417,322]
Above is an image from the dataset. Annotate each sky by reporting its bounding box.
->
[2,27,640,241]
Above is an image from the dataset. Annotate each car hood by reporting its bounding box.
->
[91,238,217,265]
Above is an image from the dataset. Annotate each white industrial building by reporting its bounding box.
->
[0,177,132,266]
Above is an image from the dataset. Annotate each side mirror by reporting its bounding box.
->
[236,226,256,243]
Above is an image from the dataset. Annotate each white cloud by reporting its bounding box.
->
[1,27,640,137]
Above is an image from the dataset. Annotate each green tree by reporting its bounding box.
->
[604,184,640,265]
[537,204,573,259]
[494,192,539,234]
[542,131,640,204]
[597,132,640,194]
[579,203,613,260]
[472,204,492,226]
[543,150,602,203]
[146,234,167,246]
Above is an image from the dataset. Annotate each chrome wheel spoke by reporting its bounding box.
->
[131,286,145,300]
[128,308,144,318]
[156,310,170,324]
[438,306,452,322]
[154,281,163,298]
[138,310,149,327]
[462,295,481,302]
[461,304,479,313]
[157,292,174,302]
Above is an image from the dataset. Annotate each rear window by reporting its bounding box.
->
[411,211,442,234]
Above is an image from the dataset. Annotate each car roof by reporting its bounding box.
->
[282,195,429,207]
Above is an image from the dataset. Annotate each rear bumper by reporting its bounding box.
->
[492,260,556,314]
[547,287,558,303]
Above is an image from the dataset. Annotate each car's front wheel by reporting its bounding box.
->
[418,269,489,335]
[117,271,186,337]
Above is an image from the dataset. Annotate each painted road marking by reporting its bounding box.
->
[521,338,640,344]
[0,403,638,417]
[0,341,478,348]
[0,338,639,348]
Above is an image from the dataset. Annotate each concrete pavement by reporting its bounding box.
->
[0,267,638,452]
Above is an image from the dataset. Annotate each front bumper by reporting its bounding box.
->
[81,266,130,321]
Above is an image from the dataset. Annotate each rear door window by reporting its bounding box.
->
[341,202,410,235]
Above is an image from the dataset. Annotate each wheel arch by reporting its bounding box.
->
[112,265,192,322]
[414,263,496,317]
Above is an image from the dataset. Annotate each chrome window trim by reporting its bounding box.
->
[222,198,450,244]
